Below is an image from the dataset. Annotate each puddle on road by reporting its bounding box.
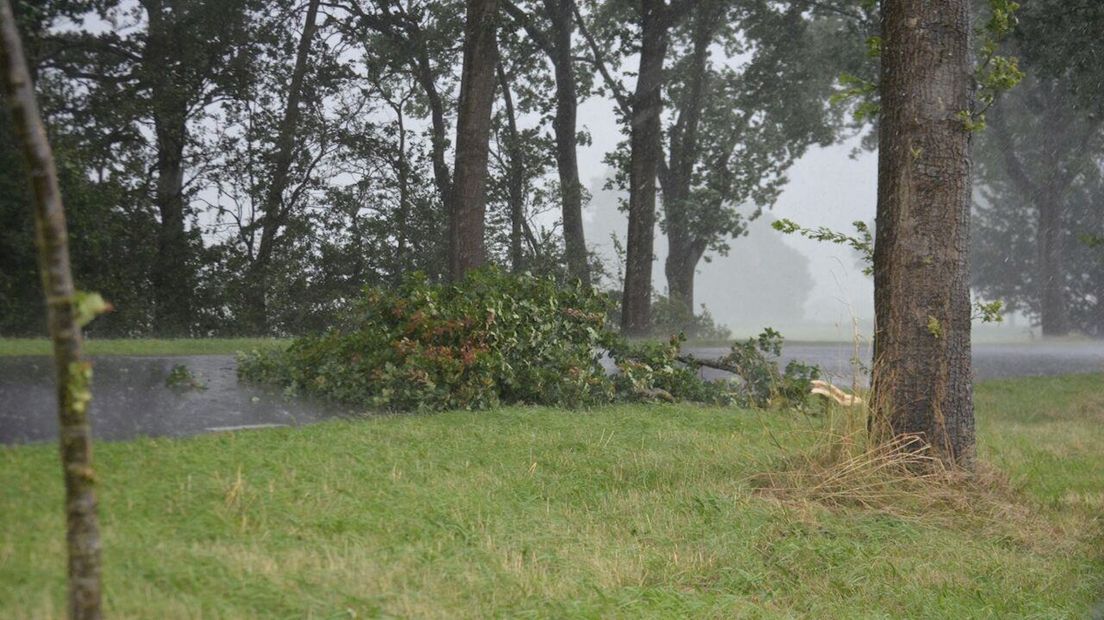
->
[0,355,357,445]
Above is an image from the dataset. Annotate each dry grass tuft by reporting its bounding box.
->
[751,402,1055,548]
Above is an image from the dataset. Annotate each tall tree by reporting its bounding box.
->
[240,0,322,334]
[970,0,1104,337]
[501,0,590,284]
[657,0,858,326]
[871,0,975,464]
[618,0,694,335]
[448,0,500,279]
[0,1,103,615]
[46,0,261,335]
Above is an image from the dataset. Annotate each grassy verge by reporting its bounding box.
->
[1,376,1101,618]
[0,338,289,357]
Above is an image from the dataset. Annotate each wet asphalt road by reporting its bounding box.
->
[2,342,1103,445]
[0,355,357,445]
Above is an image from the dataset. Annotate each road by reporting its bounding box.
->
[2,341,1102,445]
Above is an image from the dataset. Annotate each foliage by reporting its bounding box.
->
[719,328,821,408]
[165,364,207,391]
[772,218,874,275]
[240,269,815,411]
[239,269,618,411]
[649,295,732,341]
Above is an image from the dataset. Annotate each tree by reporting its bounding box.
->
[239,0,322,334]
[0,1,104,615]
[448,0,500,279]
[657,0,860,326]
[45,0,262,335]
[973,77,1103,336]
[500,0,591,284]
[870,0,975,464]
[970,0,1104,337]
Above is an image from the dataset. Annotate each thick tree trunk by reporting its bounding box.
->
[664,242,697,319]
[1037,200,1069,336]
[244,0,320,335]
[991,101,1072,337]
[150,99,191,336]
[448,0,500,280]
[0,2,103,616]
[871,0,975,465]
[661,4,712,323]
[145,2,193,336]
[546,0,589,284]
[621,1,669,335]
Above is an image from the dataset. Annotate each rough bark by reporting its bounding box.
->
[871,0,975,465]
[448,0,500,280]
[243,0,321,334]
[145,1,193,336]
[621,0,671,336]
[0,1,103,616]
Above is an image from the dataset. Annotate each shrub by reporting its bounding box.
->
[239,268,817,411]
[239,269,616,411]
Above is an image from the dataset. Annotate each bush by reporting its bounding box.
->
[239,268,816,411]
[239,269,616,411]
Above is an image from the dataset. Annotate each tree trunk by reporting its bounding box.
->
[0,2,103,616]
[546,0,589,284]
[661,3,713,324]
[244,0,321,335]
[621,0,669,336]
[1037,199,1069,336]
[497,63,526,272]
[150,98,191,336]
[412,49,453,214]
[990,99,1073,337]
[393,97,411,285]
[871,0,975,465]
[146,2,193,336]
[448,0,500,280]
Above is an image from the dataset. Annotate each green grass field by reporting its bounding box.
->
[0,338,290,357]
[1,375,1102,618]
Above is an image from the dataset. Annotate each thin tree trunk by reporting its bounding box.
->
[448,0,500,280]
[621,0,670,335]
[412,50,453,213]
[546,0,589,284]
[393,97,411,284]
[0,2,103,615]
[244,0,321,334]
[497,62,526,272]
[871,0,975,465]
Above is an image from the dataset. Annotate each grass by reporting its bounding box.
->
[0,338,289,357]
[1,376,1102,618]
